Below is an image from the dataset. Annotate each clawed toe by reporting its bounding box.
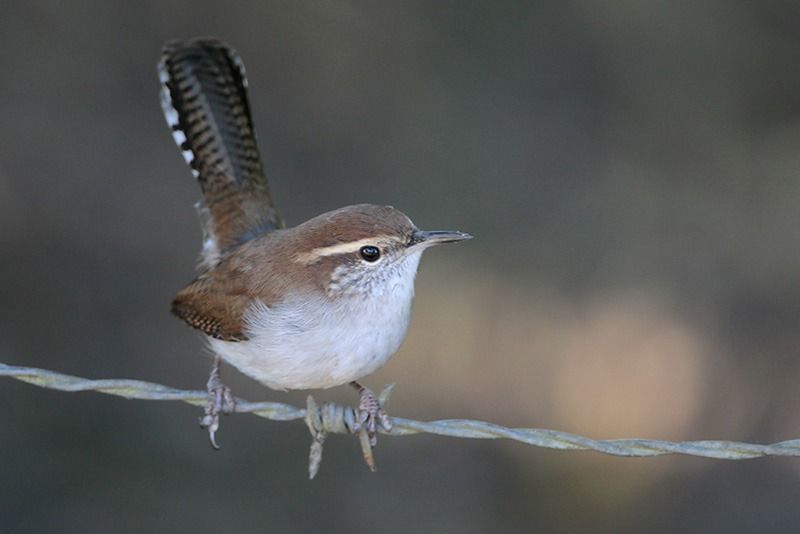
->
[351,381,392,447]
[200,357,235,449]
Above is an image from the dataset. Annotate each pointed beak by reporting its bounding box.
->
[409,229,473,248]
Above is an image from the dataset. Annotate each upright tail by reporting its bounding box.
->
[158,38,283,267]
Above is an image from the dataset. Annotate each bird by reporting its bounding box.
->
[158,37,471,450]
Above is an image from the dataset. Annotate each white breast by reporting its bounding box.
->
[208,252,423,390]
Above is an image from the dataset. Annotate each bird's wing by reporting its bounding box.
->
[171,275,251,341]
[158,38,283,268]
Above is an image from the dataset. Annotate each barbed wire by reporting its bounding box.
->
[3,361,800,478]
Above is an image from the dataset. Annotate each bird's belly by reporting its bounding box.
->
[207,296,412,390]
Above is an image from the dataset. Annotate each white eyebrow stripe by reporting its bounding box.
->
[294,235,398,264]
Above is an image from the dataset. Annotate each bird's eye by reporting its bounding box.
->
[359,246,381,262]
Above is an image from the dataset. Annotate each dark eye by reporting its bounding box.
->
[359,245,381,262]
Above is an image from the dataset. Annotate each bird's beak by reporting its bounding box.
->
[409,229,473,248]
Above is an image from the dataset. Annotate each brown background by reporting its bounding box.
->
[3,1,800,532]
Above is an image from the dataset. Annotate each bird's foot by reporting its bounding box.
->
[200,357,235,449]
[350,381,392,447]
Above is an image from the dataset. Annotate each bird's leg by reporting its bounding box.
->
[200,355,236,449]
[350,381,392,447]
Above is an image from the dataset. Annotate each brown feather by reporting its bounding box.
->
[169,205,417,340]
[159,38,283,265]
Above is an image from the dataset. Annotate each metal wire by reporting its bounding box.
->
[3,362,799,478]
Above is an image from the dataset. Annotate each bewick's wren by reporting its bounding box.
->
[158,38,470,449]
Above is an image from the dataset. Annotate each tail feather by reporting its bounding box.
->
[159,38,283,267]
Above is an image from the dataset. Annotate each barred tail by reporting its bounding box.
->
[159,38,282,266]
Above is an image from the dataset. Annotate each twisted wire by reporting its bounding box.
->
[3,362,799,478]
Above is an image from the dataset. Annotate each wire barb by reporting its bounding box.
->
[4,362,800,478]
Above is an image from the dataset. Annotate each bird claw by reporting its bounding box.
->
[351,383,392,447]
[200,358,235,449]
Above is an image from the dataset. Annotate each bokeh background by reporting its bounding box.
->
[3,1,800,532]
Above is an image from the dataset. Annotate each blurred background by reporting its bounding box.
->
[2,1,800,532]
